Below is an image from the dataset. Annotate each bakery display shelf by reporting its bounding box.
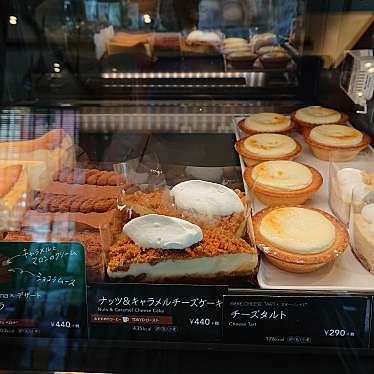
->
[233,116,374,291]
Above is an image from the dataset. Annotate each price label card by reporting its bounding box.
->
[223,295,370,348]
[0,242,86,338]
[88,284,227,342]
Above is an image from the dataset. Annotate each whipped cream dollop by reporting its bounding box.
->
[123,214,203,250]
[337,168,363,202]
[252,160,313,190]
[244,134,297,157]
[260,207,336,254]
[243,113,290,132]
[309,125,363,147]
[295,106,341,124]
[171,180,244,216]
[361,204,374,236]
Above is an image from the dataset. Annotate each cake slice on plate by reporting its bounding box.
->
[107,214,258,283]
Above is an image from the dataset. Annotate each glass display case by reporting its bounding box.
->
[1,0,374,372]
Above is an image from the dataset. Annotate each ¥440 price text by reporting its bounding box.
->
[189,318,220,326]
[50,321,81,329]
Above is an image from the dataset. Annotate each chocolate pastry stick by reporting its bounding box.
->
[59,195,79,212]
[96,172,109,186]
[70,197,87,212]
[80,199,95,213]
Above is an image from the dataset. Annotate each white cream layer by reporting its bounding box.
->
[243,113,291,132]
[123,214,203,250]
[310,125,363,147]
[260,207,336,254]
[295,106,341,124]
[252,160,313,190]
[107,253,257,280]
[171,180,244,216]
[337,168,364,202]
[244,134,297,157]
[362,204,374,226]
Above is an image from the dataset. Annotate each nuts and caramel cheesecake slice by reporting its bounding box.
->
[121,180,247,238]
[107,214,257,282]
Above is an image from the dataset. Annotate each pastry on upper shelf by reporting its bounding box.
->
[225,51,257,69]
[253,206,349,273]
[329,167,374,225]
[107,213,257,283]
[352,202,374,274]
[153,32,181,57]
[258,51,291,69]
[0,129,74,191]
[234,133,302,166]
[304,124,371,161]
[238,113,295,135]
[0,164,30,231]
[120,179,246,238]
[249,33,277,52]
[291,106,349,134]
[244,160,323,206]
[183,30,222,55]
[256,45,286,55]
[223,37,249,47]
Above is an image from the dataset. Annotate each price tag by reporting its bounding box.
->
[88,284,227,342]
[223,294,370,348]
[0,242,87,338]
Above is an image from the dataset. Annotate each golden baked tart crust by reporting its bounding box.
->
[291,111,349,129]
[253,206,349,273]
[234,136,302,166]
[244,164,323,206]
[238,118,295,135]
[304,129,371,161]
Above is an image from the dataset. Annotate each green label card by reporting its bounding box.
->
[0,242,87,338]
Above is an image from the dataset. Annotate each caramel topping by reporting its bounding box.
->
[108,228,256,272]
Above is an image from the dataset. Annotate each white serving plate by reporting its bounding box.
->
[233,116,374,291]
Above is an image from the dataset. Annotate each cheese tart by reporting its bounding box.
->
[234,133,302,166]
[291,106,348,134]
[304,124,370,161]
[244,160,323,206]
[238,113,295,135]
[253,206,349,273]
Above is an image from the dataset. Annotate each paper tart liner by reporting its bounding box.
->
[234,135,302,167]
[238,118,295,136]
[244,163,323,206]
[291,111,349,133]
[252,205,349,273]
[304,129,371,162]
